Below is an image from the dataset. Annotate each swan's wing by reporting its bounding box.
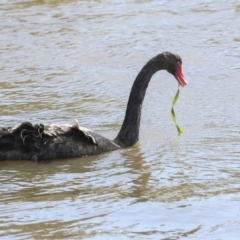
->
[0,122,43,151]
[31,119,120,161]
[0,119,98,152]
[43,119,97,145]
[0,119,119,160]
[0,127,14,145]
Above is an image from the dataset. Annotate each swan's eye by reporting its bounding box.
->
[177,61,182,67]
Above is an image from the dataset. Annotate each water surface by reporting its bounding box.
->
[0,0,240,239]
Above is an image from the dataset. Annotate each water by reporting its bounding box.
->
[0,0,240,239]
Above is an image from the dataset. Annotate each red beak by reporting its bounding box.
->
[174,62,187,87]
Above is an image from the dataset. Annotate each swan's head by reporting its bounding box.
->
[164,52,188,87]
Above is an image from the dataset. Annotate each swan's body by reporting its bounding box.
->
[0,52,187,161]
[0,120,119,160]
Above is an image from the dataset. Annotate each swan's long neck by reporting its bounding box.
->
[114,54,167,147]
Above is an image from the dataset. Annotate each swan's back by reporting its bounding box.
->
[0,119,119,161]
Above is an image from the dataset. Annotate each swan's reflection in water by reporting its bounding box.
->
[120,144,152,202]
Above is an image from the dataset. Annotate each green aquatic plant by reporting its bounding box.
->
[171,83,183,134]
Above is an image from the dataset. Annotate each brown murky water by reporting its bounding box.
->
[0,0,240,239]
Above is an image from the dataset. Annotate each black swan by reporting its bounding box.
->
[0,52,187,161]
